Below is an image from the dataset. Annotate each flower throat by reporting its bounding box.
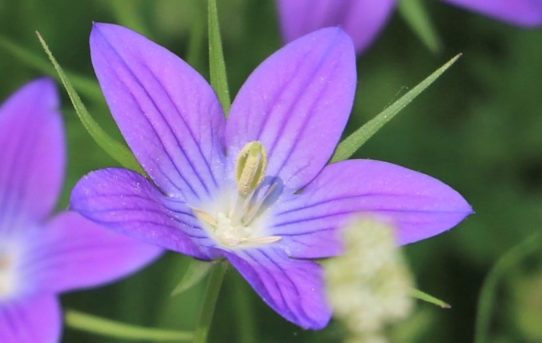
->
[193,141,282,249]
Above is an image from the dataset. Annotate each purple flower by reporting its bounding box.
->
[444,0,542,26]
[71,23,472,329]
[0,79,162,342]
[277,0,542,54]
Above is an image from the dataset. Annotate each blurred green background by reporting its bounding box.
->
[1,0,542,342]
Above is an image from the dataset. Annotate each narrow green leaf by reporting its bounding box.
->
[65,310,193,341]
[171,260,214,297]
[36,31,143,173]
[332,53,461,162]
[474,234,541,343]
[0,34,103,103]
[398,0,442,53]
[208,0,231,114]
[411,288,451,309]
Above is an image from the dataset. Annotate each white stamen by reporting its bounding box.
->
[191,141,282,250]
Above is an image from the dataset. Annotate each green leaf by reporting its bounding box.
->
[36,31,143,173]
[0,34,103,103]
[411,288,451,309]
[65,309,193,341]
[332,53,461,162]
[398,0,442,53]
[171,260,214,297]
[208,0,231,114]
[474,234,541,343]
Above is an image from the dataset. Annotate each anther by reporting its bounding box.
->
[235,141,267,197]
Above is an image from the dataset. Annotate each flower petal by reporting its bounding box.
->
[225,247,331,329]
[225,28,356,191]
[90,23,226,203]
[271,160,473,258]
[277,0,396,54]
[444,0,542,27]
[0,295,61,343]
[20,212,162,293]
[0,78,63,227]
[70,168,216,259]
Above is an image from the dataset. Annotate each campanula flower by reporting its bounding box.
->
[71,23,472,329]
[277,0,542,54]
[0,79,161,343]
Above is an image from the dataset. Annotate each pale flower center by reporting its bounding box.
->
[0,252,16,299]
[193,141,282,249]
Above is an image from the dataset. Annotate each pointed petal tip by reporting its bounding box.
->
[90,22,127,44]
[91,21,114,31]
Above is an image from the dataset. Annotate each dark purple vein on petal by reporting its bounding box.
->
[266,30,343,162]
[140,63,220,189]
[253,49,312,140]
[257,249,318,327]
[94,30,201,199]
[272,59,342,179]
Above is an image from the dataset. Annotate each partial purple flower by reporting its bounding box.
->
[277,0,396,54]
[277,0,542,55]
[0,79,162,343]
[71,23,472,329]
[443,0,542,27]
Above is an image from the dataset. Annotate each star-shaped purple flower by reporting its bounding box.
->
[277,0,542,54]
[71,23,472,329]
[0,79,162,342]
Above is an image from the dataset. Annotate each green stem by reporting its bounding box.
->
[233,274,256,343]
[474,234,541,343]
[65,309,192,341]
[193,261,228,343]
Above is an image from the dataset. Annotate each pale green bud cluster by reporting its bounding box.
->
[324,217,414,343]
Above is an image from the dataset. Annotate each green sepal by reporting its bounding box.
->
[0,34,103,103]
[411,288,451,309]
[171,259,214,297]
[332,53,461,162]
[36,31,143,174]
